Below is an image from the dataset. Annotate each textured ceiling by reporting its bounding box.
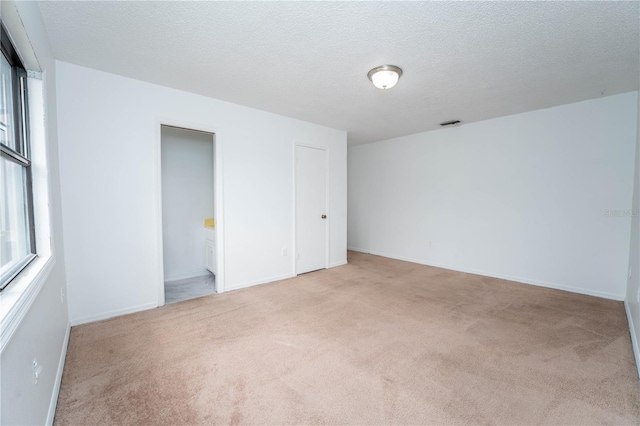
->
[38,1,640,146]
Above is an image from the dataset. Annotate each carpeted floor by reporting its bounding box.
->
[55,251,640,425]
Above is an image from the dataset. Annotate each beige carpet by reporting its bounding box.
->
[55,251,640,425]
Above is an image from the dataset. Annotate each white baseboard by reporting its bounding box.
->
[225,273,295,293]
[367,249,625,301]
[624,299,640,380]
[347,246,369,253]
[329,260,348,268]
[70,302,158,326]
[164,269,210,282]
[46,321,70,425]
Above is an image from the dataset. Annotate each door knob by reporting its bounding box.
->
[321,215,327,219]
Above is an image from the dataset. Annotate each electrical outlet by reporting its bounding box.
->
[60,287,65,304]
[282,248,287,256]
[33,359,43,384]
[428,241,433,248]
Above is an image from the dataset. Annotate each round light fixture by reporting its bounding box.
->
[367,65,403,90]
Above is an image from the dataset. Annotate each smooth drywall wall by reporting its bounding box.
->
[625,90,640,378]
[55,62,347,324]
[348,92,638,300]
[161,126,214,280]
[0,2,70,425]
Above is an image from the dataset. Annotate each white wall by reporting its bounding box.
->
[55,62,347,325]
[0,2,70,425]
[625,91,640,378]
[161,126,214,280]
[349,92,638,300]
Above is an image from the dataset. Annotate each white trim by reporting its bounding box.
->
[153,120,166,306]
[292,141,297,276]
[624,299,640,380]
[225,273,295,292]
[154,117,226,305]
[0,256,55,353]
[347,246,369,253]
[367,249,625,301]
[46,321,70,425]
[70,302,157,326]
[164,270,210,282]
[324,146,330,271]
[329,260,348,268]
[214,132,225,293]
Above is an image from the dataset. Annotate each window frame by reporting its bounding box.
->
[0,23,36,290]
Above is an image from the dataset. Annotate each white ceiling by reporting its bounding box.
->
[38,1,639,146]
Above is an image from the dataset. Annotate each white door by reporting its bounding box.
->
[296,145,327,274]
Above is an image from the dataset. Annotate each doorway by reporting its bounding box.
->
[160,125,216,303]
[295,145,328,274]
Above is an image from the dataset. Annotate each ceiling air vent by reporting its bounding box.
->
[440,120,461,127]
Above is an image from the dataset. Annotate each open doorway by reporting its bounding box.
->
[160,125,216,304]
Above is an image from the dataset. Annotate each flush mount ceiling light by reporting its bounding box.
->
[367,65,403,89]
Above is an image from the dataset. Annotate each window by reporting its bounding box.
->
[0,24,36,290]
